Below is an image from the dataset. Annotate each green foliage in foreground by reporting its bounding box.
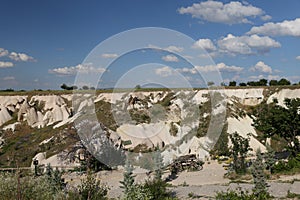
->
[0,171,108,200]
[251,149,269,198]
[215,189,271,200]
[272,153,300,174]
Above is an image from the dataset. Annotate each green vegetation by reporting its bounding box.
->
[76,172,109,200]
[169,122,178,136]
[272,153,300,174]
[120,151,177,200]
[129,109,151,124]
[215,188,270,200]
[0,123,78,167]
[229,132,252,174]
[251,149,269,198]
[0,170,108,200]
[211,123,230,157]
[95,100,118,131]
[253,98,300,156]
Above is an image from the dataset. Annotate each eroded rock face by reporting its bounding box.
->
[0,106,12,126]
[1,87,300,167]
[0,95,72,128]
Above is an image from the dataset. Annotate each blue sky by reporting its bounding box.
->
[0,0,300,90]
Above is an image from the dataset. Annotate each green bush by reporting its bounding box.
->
[143,179,171,200]
[77,172,108,200]
[0,172,61,200]
[216,188,271,200]
[272,154,300,173]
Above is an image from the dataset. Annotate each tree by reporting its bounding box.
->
[78,171,109,200]
[253,98,300,156]
[229,81,237,87]
[153,148,164,180]
[239,82,247,86]
[264,144,276,173]
[82,85,89,90]
[229,132,252,174]
[207,81,215,87]
[278,78,291,85]
[258,79,268,86]
[60,83,76,90]
[247,81,258,86]
[120,158,135,195]
[45,164,65,193]
[135,85,141,90]
[269,80,278,86]
[251,148,269,199]
[60,83,68,90]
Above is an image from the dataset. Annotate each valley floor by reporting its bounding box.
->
[62,160,300,199]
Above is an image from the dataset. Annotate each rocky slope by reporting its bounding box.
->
[0,87,299,167]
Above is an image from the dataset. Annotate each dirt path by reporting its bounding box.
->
[170,160,230,186]
[63,161,300,199]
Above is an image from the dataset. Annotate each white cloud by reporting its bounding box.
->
[9,52,35,62]
[261,15,272,21]
[49,63,106,76]
[250,61,273,73]
[296,56,300,60]
[217,34,280,55]
[0,61,14,68]
[178,63,243,74]
[178,1,266,24]
[3,76,15,81]
[155,66,174,77]
[148,45,184,53]
[164,45,184,53]
[162,55,179,62]
[248,18,300,36]
[101,53,118,58]
[0,48,9,57]
[193,39,216,51]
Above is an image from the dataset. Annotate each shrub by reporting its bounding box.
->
[229,132,252,174]
[215,187,271,200]
[251,149,269,199]
[77,172,108,200]
[0,172,60,200]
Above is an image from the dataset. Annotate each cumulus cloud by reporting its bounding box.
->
[0,48,35,62]
[250,61,273,73]
[0,61,14,68]
[217,34,280,55]
[101,53,118,58]
[261,15,272,21]
[164,45,184,53]
[155,66,174,77]
[193,39,216,51]
[178,63,243,74]
[49,63,106,76]
[3,76,15,81]
[296,56,300,60]
[162,55,179,62]
[9,52,35,62]
[178,1,266,24]
[0,48,9,57]
[248,18,300,36]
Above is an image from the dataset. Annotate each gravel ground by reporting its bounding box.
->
[63,161,300,199]
[173,182,300,199]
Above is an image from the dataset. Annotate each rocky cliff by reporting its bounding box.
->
[0,87,299,167]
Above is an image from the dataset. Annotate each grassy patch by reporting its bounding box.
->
[0,123,78,167]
